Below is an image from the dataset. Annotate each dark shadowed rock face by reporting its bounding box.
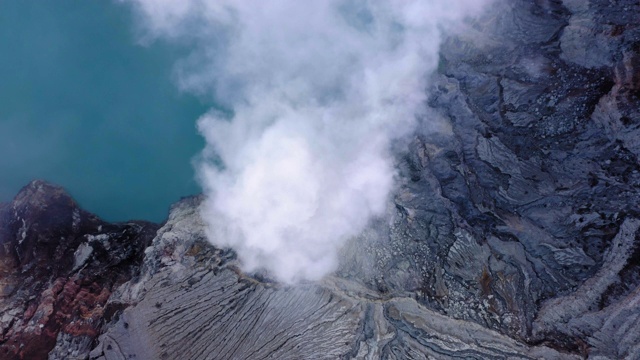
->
[0,181,159,360]
[337,0,640,356]
[336,0,640,351]
[1,0,640,359]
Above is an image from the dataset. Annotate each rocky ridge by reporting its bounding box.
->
[0,181,158,359]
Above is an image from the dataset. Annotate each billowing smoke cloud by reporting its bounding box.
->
[128,0,486,283]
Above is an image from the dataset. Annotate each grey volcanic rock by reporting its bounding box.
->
[1,0,640,359]
[89,198,573,360]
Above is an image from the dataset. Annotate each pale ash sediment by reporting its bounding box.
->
[89,199,577,360]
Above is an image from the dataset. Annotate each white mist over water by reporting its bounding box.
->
[128,0,486,283]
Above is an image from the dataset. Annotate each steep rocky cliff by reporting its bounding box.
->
[1,0,639,359]
[0,181,158,359]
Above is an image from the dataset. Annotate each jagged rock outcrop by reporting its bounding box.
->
[1,0,639,359]
[0,181,159,360]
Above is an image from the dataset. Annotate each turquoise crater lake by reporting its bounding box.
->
[0,1,209,222]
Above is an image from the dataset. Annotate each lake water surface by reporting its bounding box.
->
[0,1,209,222]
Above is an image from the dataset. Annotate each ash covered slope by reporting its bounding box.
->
[89,198,574,360]
[2,0,640,359]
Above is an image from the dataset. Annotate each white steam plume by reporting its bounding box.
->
[128,0,486,283]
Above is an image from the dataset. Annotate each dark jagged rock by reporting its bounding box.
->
[0,181,159,360]
[348,0,640,355]
[2,0,640,359]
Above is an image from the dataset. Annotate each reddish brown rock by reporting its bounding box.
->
[0,181,158,360]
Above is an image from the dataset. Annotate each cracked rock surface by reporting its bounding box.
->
[89,198,573,360]
[1,0,640,359]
